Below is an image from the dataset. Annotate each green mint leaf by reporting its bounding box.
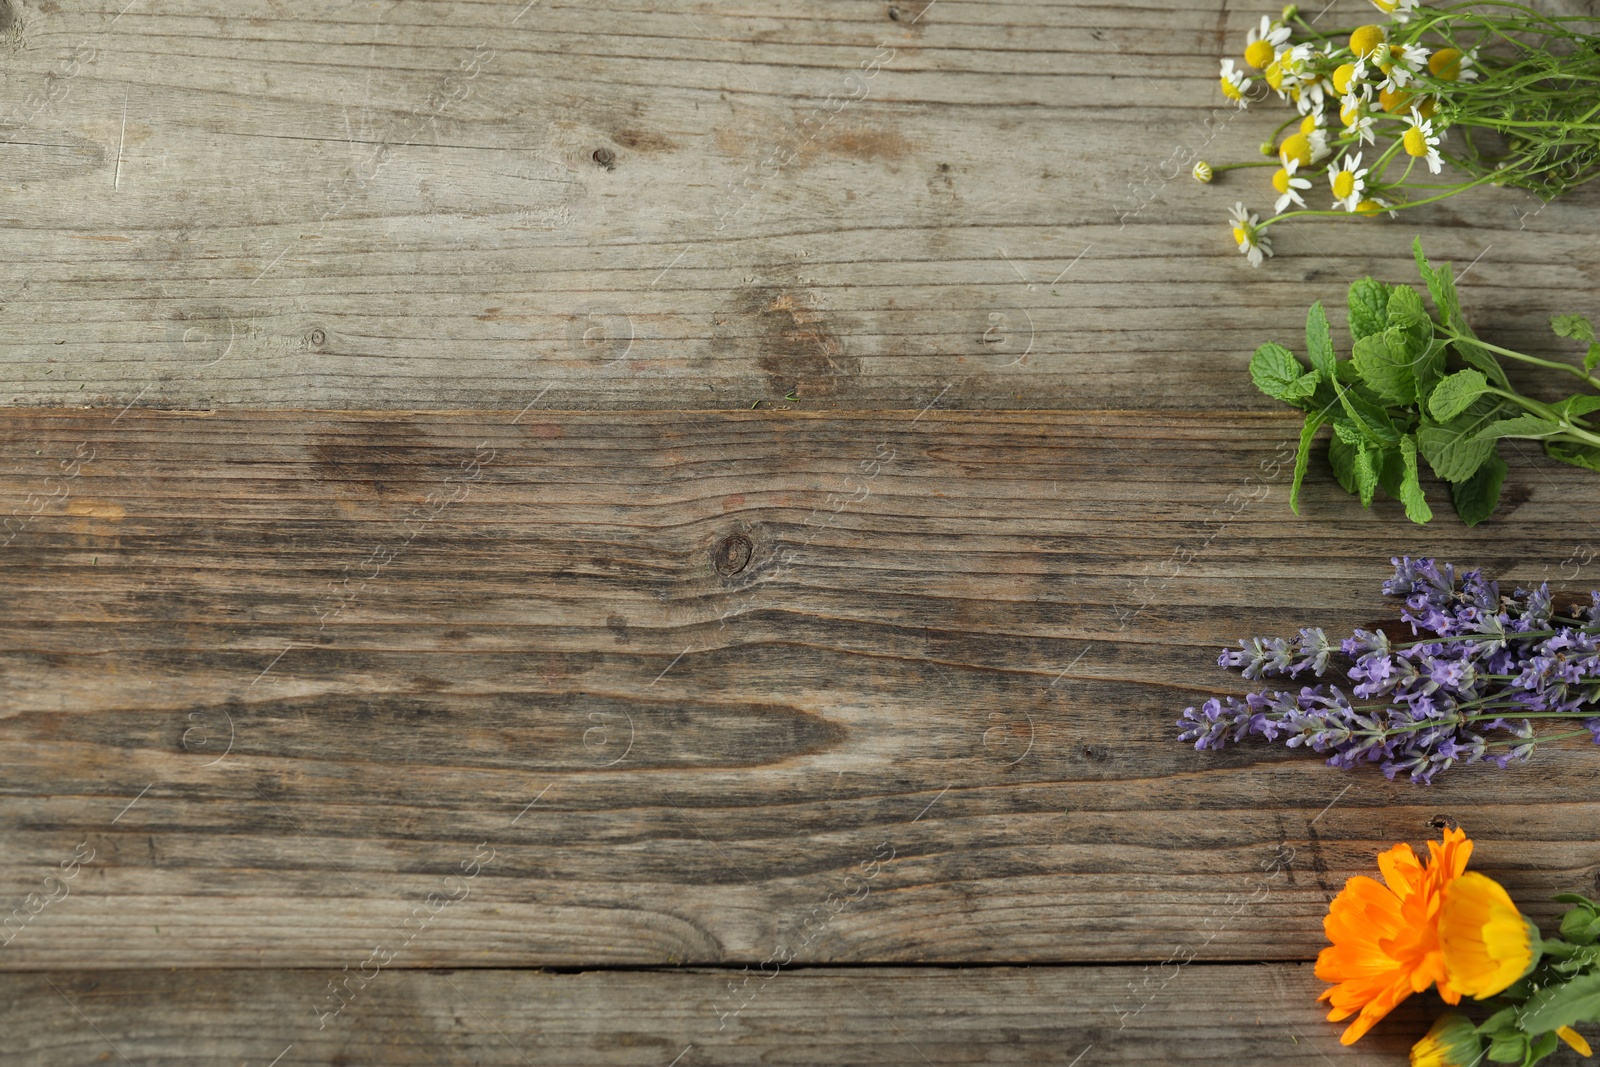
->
[1398,435,1434,524]
[1413,237,1463,328]
[1289,410,1325,515]
[1387,282,1431,336]
[1587,343,1600,373]
[1347,278,1392,343]
[1305,301,1336,379]
[1518,969,1600,1036]
[1249,343,1317,405]
[1545,438,1600,473]
[1553,394,1600,419]
[1353,445,1380,507]
[1417,397,1504,482]
[1414,337,1448,408]
[1450,450,1506,527]
[1552,313,1597,344]
[1429,369,1490,422]
[1471,415,1563,442]
[1328,435,1358,495]
[1334,374,1402,445]
[1331,416,1366,447]
[1351,330,1418,406]
[1378,444,1404,501]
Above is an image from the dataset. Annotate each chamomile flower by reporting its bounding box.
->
[1328,152,1369,212]
[1229,202,1273,267]
[1220,58,1253,106]
[1403,109,1445,174]
[1356,196,1398,218]
[1428,48,1479,83]
[1378,43,1431,91]
[1193,160,1214,183]
[1340,99,1377,145]
[1370,0,1420,21]
[1332,58,1368,97]
[1245,15,1292,70]
[1349,24,1387,60]
[1273,158,1313,213]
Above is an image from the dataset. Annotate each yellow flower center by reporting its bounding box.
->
[1429,48,1463,80]
[1299,114,1320,134]
[1349,24,1386,59]
[1417,96,1437,119]
[1265,61,1285,90]
[1333,171,1357,199]
[1403,126,1431,157]
[1377,43,1405,73]
[1272,167,1292,194]
[1232,224,1249,246]
[1355,198,1384,216]
[1220,75,1243,101]
[1332,62,1358,95]
[1245,39,1277,69]
[1379,86,1413,113]
[1340,102,1363,126]
[1371,0,1400,11]
[1279,132,1313,167]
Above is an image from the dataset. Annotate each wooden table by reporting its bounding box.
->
[3,1,1598,1062]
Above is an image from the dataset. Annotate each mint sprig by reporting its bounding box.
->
[1251,237,1600,526]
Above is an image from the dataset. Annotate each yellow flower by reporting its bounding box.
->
[1220,58,1253,103]
[1380,86,1414,113]
[1350,24,1387,59]
[1355,197,1393,217]
[1265,60,1286,92]
[1279,132,1313,167]
[1332,62,1360,95]
[1410,1014,1483,1067]
[1371,0,1420,18]
[1245,15,1291,69]
[1429,48,1464,80]
[1439,871,1540,998]
[1318,829,1474,1045]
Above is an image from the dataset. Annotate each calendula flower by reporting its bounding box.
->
[1329,152,1369,211]
[1439,872,1541,998]
[1404,110,1445,173]
[1229,202,1272,267]
[1220,57,1253,105]
[1318,830,1475,1044]
[1410,1014,1483,1067]
[1350,24,1387,60]
[1192,160,1214,183]
[1245,15,1291,69]
[1274,159,1313,212]
[1429,47,1479,83]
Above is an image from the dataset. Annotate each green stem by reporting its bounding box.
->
[1440,330,1600,391]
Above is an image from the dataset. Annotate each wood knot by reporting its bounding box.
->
[592,147,615,170]
[1429,814,1458,831]
[713,534,753,577]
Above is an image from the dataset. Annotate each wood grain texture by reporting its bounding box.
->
[8,964,1567,1066]
[2,0,1597,410]
[5,408,1600,972]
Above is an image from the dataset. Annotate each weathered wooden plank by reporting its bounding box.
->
[2,0,1595,409]
[0,964,1493,1065]
[4,409,1600,970]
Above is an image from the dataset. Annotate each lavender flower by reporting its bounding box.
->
[1178,557,1600,783]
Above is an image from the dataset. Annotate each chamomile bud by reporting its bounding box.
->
[1192,161,1214,183]
[1260,141,1277,157]
[1281,4,1298,18]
